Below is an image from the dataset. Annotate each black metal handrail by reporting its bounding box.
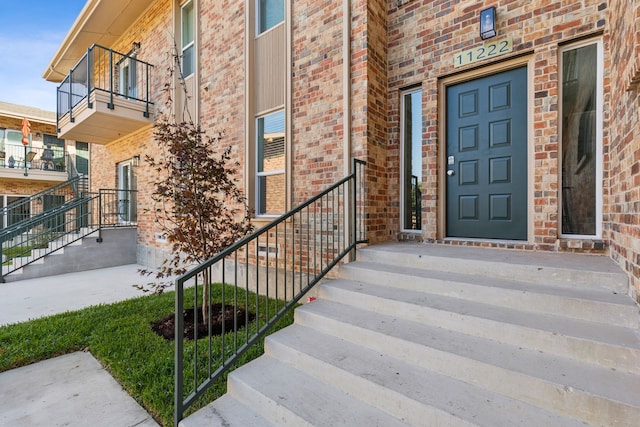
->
[411,175,422,230]
[56,44,154,125]
[0,189,137,282]
[174,159,366,424]
[0,175,87,229]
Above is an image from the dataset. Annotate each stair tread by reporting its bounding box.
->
[343,260,636,307]
[323,279,640,351]
[297,299,640,408]
[359,244,625,276]
[357,245,628,294]
[268,324,591,427]
[180,395,275,427]
[229,356,411,426]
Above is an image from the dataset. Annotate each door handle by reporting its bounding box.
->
[447,169,455,177]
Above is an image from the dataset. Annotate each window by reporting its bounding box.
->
[1,195,30,229]
[41,134,65,170]
[181,0,195,77]
[119,57,137,99]
[43,134,64,149]
[256,110,285,215]
[76,142,89,175]
[257,0,284,35]
[401,88,422,231]
[117,160,137,223]
[560,39,602,237]
[6,129,23,145]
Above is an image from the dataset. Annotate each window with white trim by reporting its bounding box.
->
[401,88,422,231]
[256,0,284,35]
[181,0,195,77]
[560,39,603,237]
[256,109,285,215]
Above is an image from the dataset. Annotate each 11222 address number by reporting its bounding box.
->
[454,36,513,68]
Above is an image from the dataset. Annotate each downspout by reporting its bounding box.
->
[343,0,351,177]
[343,0,354,259]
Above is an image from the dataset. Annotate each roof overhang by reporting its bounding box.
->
[43,0,156,83]
[0,101,55,124]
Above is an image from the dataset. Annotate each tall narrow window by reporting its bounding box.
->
[401,88,423,231]
[117,161,137,223]
[76,142,89,175]
[5,196,30,228]
[181,0,194,77]
[257,0,284,35]
[119,57,137,99]
[43,134,65,171]
[560,40,602,236]
[256,110,285,215]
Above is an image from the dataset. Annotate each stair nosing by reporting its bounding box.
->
[296,299,640,412]
[266,324,592,427]
[321,279,640,353]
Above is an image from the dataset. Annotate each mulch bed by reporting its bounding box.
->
[151,303,256,340]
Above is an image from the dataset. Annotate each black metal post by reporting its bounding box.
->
[23,145,28,176]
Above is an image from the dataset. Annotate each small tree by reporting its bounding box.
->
[139,117,253,320]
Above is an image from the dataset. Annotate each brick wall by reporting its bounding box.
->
[387,0,608,251]
[79,0,640,302]
[89,0,250,266]
[291,0,346,204]
[607,2,640,301]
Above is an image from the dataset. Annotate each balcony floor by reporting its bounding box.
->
[58,91,154,145]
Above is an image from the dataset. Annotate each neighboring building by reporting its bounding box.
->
[0,101,90,228]
[43,0,640,302]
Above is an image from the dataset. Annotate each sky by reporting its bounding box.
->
[0,1,87,112]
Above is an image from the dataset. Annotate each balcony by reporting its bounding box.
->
[0,144,68,182]
[56,44,154,145]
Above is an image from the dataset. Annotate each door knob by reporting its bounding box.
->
[447,169,455,176]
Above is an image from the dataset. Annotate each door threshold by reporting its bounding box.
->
[441,237,534,250]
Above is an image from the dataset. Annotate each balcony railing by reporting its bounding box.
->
[0,144,67,174]
[56,44,154,144]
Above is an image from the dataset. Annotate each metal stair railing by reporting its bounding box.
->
[0,189,138,282]
[174,159,367,424]
[0,174,87,227]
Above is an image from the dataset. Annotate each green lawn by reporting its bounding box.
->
[0,285,295,426]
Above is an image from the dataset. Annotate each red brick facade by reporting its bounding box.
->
[608,2,640,300]
[55,1,640,300]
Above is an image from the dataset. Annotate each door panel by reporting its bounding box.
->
[446,67,527,240]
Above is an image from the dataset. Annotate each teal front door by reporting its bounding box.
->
[446,67,527,240]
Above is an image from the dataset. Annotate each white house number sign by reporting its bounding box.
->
[454,36,513,68]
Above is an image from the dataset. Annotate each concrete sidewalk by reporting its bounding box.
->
[0,265,161,426]
[0,264,149,326]
[0,352,159,427]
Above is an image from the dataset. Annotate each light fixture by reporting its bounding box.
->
[480,6,497,40]
[132,155,140,167]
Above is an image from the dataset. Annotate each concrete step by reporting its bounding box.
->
[180,244,640,426]
[294,299,640,426]
[266,324,590,427]
[179,395,275,427]
[225,356,410,426]
[357,244,629,293]
[339,261,639,328]
[318,279,640,374]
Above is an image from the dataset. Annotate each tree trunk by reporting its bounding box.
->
[201,269,210,322]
